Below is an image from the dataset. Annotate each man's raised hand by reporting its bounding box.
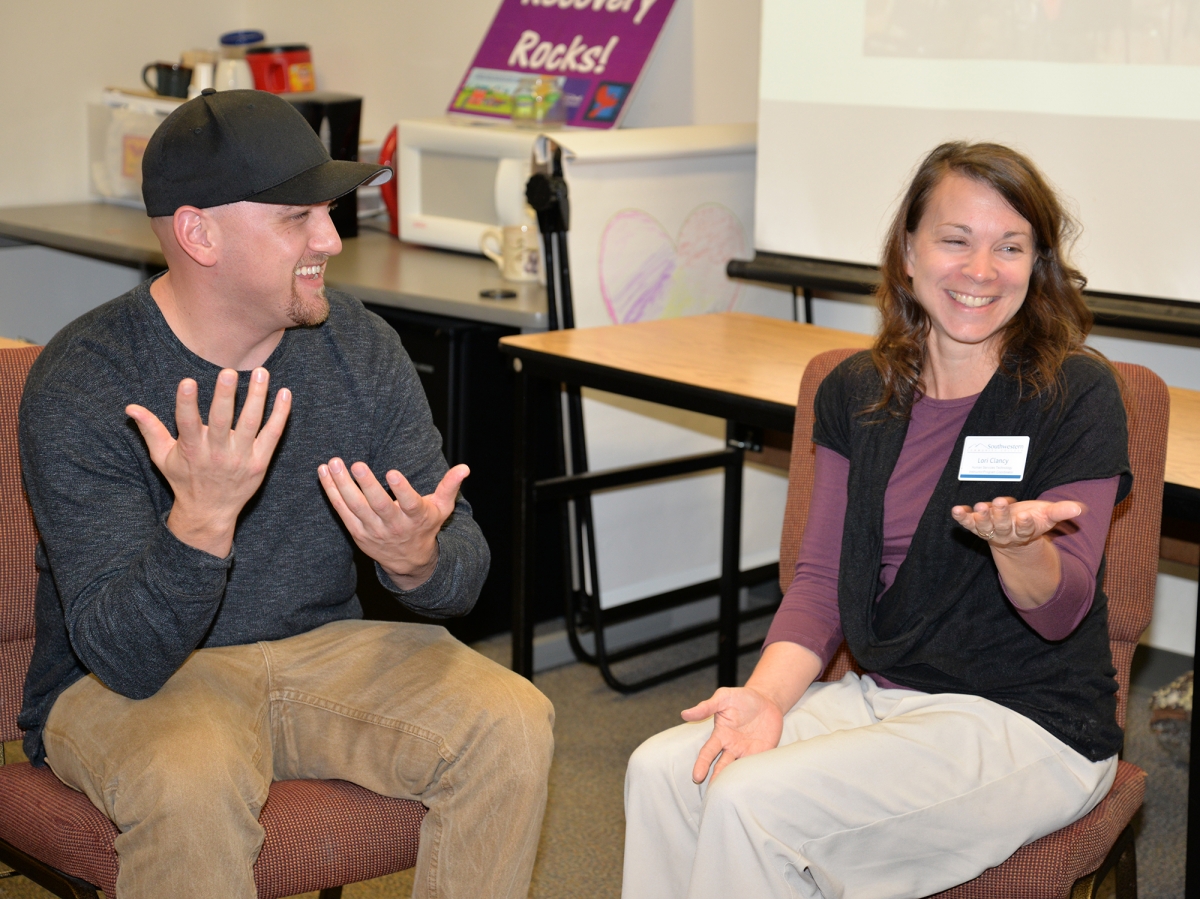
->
[126,367,291,557]
[318,458,469,591]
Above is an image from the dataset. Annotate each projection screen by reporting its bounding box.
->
[756,0,1200,305]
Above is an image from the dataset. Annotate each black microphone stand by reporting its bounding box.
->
[526,148,604,666]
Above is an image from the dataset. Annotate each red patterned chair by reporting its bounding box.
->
[779,348,1168,899]
[0,345,428,898]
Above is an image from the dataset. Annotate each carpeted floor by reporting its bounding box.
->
[0,632,1189,899]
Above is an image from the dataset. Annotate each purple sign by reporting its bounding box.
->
[448,0,677,129]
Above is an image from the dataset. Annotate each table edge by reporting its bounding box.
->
[0,218,165,269]
[503,343,797,431]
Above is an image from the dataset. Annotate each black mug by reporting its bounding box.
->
[142,62,192,98]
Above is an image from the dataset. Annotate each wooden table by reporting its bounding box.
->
[1167,386,1200,502]
[500,313,873,686]
[506,316,1200,481]
[502,313,874,422]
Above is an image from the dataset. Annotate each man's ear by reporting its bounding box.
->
[172,207,218,267]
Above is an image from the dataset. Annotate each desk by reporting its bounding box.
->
[500,312,1200,896]
[0,203,548,330]
[1167,386,1200,503]
[499,313,873,683]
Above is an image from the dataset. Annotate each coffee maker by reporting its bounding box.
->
[284,91,364,238]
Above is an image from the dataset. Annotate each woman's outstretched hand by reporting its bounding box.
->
[952,496,1084,608]
[951,496,1082,550]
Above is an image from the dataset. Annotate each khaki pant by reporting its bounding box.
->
[43,619,555,899]
[623,672,1116,899]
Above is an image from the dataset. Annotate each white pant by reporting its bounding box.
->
[622,673,1116,899]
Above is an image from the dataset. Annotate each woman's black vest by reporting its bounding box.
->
[813,353,1132,761]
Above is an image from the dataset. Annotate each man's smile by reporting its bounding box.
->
[294,262,326,279]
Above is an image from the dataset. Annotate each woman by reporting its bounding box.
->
[621,143,1131,899]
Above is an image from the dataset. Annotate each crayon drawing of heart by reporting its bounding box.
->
[598,204,747,324]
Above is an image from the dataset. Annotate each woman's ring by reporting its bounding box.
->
[979,528,996,540]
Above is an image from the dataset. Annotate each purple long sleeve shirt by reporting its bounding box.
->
[765,391,1120,675]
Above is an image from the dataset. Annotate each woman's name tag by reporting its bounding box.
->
[958,436,1030,481]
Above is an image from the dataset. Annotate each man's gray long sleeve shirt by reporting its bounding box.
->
[18,281,489,764]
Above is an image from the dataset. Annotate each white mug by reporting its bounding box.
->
[480,224,542,282]
[214,58,255,91]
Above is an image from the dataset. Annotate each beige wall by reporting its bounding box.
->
[2,0,238,205]
[0,0,761,207]
[692,0,762,125]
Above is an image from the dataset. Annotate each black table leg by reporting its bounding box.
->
[1165,481,1200,899]
[1187,574,1199,899]
[718,421,746,687]
[512,363,535,679]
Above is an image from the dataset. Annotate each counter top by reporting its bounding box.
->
[0,202,163,268]
[329,229,545,330]
[0,203,548,330]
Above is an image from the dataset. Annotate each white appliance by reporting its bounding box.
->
[398,119,539,252]
[397,118,758,271]
[88,90,183,207]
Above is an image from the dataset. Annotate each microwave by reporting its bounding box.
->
[398,118,540,254]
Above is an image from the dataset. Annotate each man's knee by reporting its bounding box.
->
[435,661,554,801]
[486,668,555,776]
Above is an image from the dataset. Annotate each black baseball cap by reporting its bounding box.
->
[142,88,391,217]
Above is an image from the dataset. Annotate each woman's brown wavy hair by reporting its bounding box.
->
[871,141,1107,416]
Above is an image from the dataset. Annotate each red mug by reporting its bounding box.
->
[246,45,315,93]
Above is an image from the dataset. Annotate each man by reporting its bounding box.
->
[17,88,554,899]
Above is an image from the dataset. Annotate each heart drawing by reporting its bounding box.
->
[598,204,748,324]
